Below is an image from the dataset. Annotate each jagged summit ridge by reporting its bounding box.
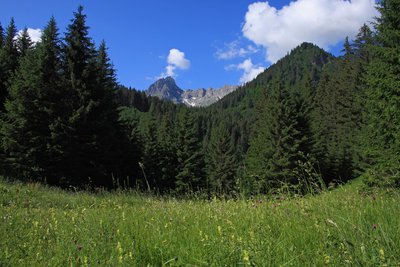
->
[145,77,238,107]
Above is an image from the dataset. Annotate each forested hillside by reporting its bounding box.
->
[1,1,399,195]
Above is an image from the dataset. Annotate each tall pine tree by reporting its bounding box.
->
[1,17,63,181]
[59,6,132,187]
[0,18,18,112]
[156,113,179,192]
[0,22,4,48]
[16,28,33,58]
[363,0,400,187]
[206,123,237,194]
[0,22,4,172]
[312,37,364,183]
[175,109,205,193]
[141,114,163,190]
[245,82,312,193]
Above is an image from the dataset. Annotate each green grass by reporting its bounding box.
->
[1,179,399,266]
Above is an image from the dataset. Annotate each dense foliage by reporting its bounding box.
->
[0,8,137,188]
[0,1,399,194]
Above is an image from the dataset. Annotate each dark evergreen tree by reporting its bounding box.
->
[312,36,365,183]
[362,0,400,187]
[1,47,43,179]
[58,6,132,187]
[95,40,140,187]
[156,114,178,191]
[0,22,4,172]
[245,82,311,193]
[0,22,4,48]
[118,106,143,186]
[141,115,163,190]
[342,36,354,56]
[353,24,374,63]
[206,123,237,194]
[59,6,102,185]
[37,17,68,184]
[175,109,205,192]
[16,28,33,57]
[0,17,64,181]
[0,18,19,111]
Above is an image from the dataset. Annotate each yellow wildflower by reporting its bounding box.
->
[243,250,251,266]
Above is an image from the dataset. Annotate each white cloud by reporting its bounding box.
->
[17,28,42,43]
[167,48,190,69]
[160,48,190,78]
[242,0,378,62]
[215,40,259,60]
[237,58,264,84]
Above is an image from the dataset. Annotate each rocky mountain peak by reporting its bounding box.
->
[146,76,183,103]
[145,77,238,107]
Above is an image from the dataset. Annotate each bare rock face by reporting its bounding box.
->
[146,77,183,103]
[180,85,238,107]
[145,77,238,107]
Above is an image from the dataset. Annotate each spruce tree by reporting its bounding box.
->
[61,6,100,185]
[59,6,127,186]
[156,114,178,191]
[0,22,4,172]
[118,106,143,187]
[175,109,205,193]
[353,24,374,63]
[1,48,42,179]
[363,0,400,187]
[1,17,63,181]
[0,22,4,48]
[342,37,354,56]
[141,115,163,190]
[312,36,364,184]
[0,18,19,111]
[245,82,311,193]
[16,28,33,57]
[59,7,137,187]
[95,41,139,187]
[37,17,68,184]
[206,123,237,194]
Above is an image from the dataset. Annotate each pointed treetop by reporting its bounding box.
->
[66,5,89,38]
[355,24,374,45]
[97,40,113,68]
[5,17,17,47]
[77,5,84,14]
[42,16,59,44]
[97,39,116,85]
[38,16,61,79]
[0,22,4,47]
[17,27,33,56]
[342,36,354,58]
[64,5,96,90]
[98,39,107,54]
[353,24,374,62]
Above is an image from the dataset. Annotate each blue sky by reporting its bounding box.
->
[0,0,378,90]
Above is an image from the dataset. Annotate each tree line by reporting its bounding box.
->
[0,1,399,194]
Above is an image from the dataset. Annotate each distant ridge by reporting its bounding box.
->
[145,77,238,107]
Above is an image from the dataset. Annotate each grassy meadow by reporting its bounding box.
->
[0,179,399,266]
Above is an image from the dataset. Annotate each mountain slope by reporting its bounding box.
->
[196,42,335,159]
[209,42,334,111]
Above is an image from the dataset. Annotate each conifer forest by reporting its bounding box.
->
[1,3,399,195]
